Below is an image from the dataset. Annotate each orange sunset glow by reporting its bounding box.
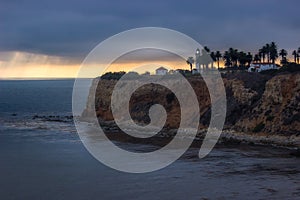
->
[0,51,190,78]
[0,49,295,79]
[0,51,80,79]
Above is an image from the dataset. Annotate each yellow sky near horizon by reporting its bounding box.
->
[0,50,294,79]
[0,51,190,79]
[0,51,80,78]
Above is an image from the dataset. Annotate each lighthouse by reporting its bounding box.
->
[195,48,201,72]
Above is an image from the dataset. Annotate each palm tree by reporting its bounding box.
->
[223,51,231,68]
[259,47,267,63]
[186,57,194,72]
[253,54,260,63]
[246,52,253,67]
[298,48,300,64]
[281,57,288,65]
[269,42,278,65]
[229,48,239,67]
[210,52,216,69]
[279,49,287,64]
[215,51,222,69]
[265,44,271,63]
[204,46,210,53]
[238,51,247,67]
[292,50,298,63]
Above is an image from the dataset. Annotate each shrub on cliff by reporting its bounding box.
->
[101,71,126,80]
[252,122,265,133]
[259,63,300,76]
[279,63,300,73]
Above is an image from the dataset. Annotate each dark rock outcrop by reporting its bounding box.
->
[82,72,300,137]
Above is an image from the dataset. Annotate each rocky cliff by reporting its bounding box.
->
[82,72,300,140]
[234,73,300,135]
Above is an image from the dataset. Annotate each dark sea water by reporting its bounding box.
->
[0,80,299,200]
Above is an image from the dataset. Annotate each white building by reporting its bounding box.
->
[248,63,279,72]
[155,67,168,75]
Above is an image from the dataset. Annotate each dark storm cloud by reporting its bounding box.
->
[0,0,299,60]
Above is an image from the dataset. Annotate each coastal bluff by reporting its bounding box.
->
[82,72,300,147]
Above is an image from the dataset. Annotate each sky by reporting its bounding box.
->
[0,0,300,78]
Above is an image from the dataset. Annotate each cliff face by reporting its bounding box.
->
[83,72,300,135]
[234,73,300,134]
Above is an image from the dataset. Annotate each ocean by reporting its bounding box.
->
[0,79,299,199]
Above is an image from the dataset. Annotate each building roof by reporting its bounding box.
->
[156,67,168,71]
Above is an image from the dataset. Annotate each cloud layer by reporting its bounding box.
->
[1,0,300,60]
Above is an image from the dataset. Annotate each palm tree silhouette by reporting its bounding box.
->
[279,49,288,65]
[223,51,231,68]
[229,48,239,67]
[210,52,216,69]
[215,51,222,69]
[254,54,260,63]
[298,48,300,64]
[259,47,267,63]
[265,44,271,63]
[186,57,194,72]
[204,46,210,53]
[292,50,298,63]
[246,52,253,67]
[269,42,278,65]
[238,51,247,67]
[279,49,287,62]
